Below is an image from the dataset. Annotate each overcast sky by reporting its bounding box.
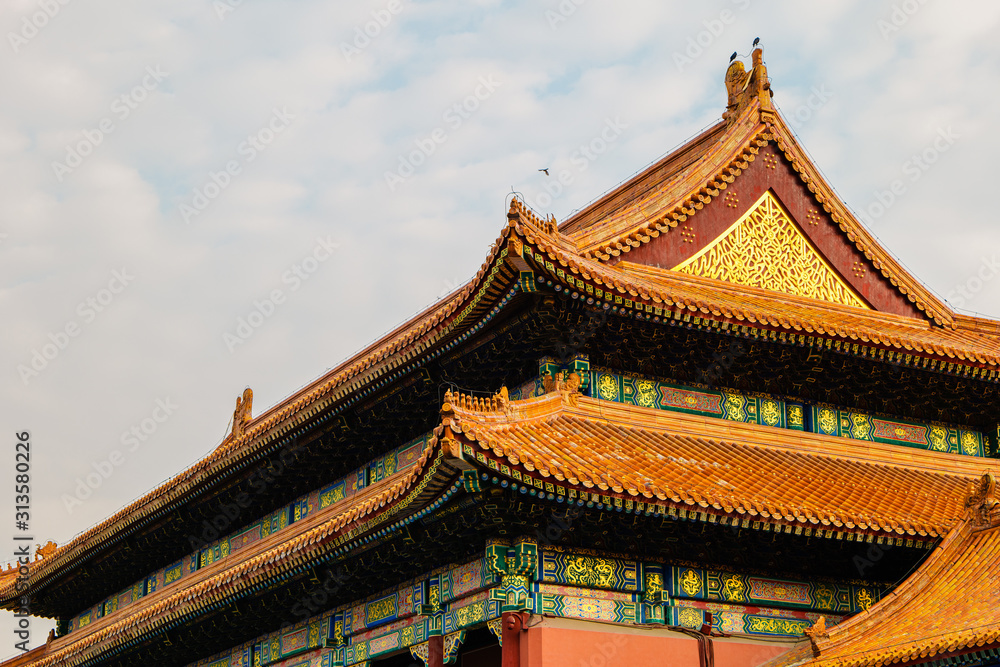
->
[2,0,999,656]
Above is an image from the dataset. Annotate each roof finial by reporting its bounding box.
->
[965,471,1000,529]
[231,387,253,439]
[805,615,829,656]
[722,44,772,125]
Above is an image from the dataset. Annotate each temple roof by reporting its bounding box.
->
[763,474,1000,666]
[5,48,1000,616]
[442,390,997,540]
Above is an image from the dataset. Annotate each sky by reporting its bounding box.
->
[2,0,999,657]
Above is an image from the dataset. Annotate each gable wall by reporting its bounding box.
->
[611,142,924,319]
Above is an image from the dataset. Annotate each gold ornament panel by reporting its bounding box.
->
[673,191,869,309]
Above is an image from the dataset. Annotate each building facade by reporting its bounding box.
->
[3,49,999,667]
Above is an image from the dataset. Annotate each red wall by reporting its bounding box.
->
[520,621,792,667]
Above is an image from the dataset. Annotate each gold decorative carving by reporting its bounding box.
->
[788,405,804,427]
[930,427,948,451]
[644,571,664,602]
[722,575,746,602]
[543,370,583,407]
[487,617,503,646]
[961,431,979,455]
[818,408,837,435]
[597,374,618,400]
[34,541,57,561]
[678,607,703,629]
[965,472,1000,528]
[679,569,702,597]
[850,413,870,440]
[760,399,781,427]
[722,47,772,123]
[635,380,656,408]
[231,387,253,439]
[856,588,874,611]
[814,586,834,610]
[564,556,615,588]
[673,191,868,309]
[723,392,744,421]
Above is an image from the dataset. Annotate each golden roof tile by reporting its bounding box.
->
[445,391,999,539]
[765,476,1000,666]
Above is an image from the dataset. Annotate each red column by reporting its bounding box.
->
[501,612,525,667]
[427,634,444,667]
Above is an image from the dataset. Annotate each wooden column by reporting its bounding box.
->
[427,634,444,667]
[501,612,525,667]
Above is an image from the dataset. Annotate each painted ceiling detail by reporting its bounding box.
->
[672,190,869,309]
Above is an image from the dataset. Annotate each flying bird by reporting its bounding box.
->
[539,168,549,176]
[730,52,737,62]
[753,37,760,47]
